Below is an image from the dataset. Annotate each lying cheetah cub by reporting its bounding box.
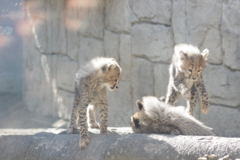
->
[165,44,209,115]
[130,96,215,136]
[67,57,122,149]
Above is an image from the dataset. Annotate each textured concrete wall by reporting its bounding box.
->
[23,0,240,137]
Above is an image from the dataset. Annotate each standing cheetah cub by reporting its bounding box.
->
[131,96,215,136]
[67,57,122,149]
[165,44,209,115]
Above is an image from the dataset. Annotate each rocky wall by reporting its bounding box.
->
[23,0,240,137]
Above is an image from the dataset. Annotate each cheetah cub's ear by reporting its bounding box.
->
[159,96,166,102]
[201,49,209,60]
[102,64,116,73]
[179,51,188,60]
[110,58,116,62]
[136,100,144,110]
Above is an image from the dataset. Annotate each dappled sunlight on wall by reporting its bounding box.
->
[22,0,100,121]
[18,0,99,37]
[64,0,98,31]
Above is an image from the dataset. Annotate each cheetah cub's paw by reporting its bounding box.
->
[170,129,181,135]
[89,122,100,129]
[182,89,191,101]
[67,127,75,134]
[200,100,209,114]
[79,136,90,149]
[100,128,109,135]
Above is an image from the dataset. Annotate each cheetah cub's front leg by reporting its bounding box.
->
[196,79,209,114]
[182,88,191,101]
[99,103,109,134]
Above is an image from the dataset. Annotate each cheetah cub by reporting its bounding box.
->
[67,57,122,149]
[165,44,209,115]
[130,96,215,136]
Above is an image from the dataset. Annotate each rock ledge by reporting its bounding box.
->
[0,128,240,160]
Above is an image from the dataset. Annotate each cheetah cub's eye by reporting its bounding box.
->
[198,70,201,73]
[188,69,192,72]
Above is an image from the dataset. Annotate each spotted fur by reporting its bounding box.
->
[130,96,215,136]
[165,44,209,115]
[67,57,122,149]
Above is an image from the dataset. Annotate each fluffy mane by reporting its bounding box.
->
[76,57,120,80]
[142,96,187,120]
[174,44,200,56]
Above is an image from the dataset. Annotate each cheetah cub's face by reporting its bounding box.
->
[130,111,142,133]
[102,63,121,91]
[178,49,209,81]
[130,100,153,133]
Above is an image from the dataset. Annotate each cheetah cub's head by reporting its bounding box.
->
[130,99,148,133]
[175,44,209,81]
[130,97,161,133]
[102,58,122,91]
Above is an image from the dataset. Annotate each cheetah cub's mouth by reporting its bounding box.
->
[110,84,118,90]
[106,84,117,91]
[109,86,117,91]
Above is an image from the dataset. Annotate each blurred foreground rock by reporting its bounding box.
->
[0,128,240,160]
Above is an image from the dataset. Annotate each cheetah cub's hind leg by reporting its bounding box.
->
[187,85,198,116]
[78,98,90,150]
[88,105,100,129]
[67,82,80,134]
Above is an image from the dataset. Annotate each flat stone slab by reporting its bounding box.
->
[0,127,133,136]
[0,128,240,160]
